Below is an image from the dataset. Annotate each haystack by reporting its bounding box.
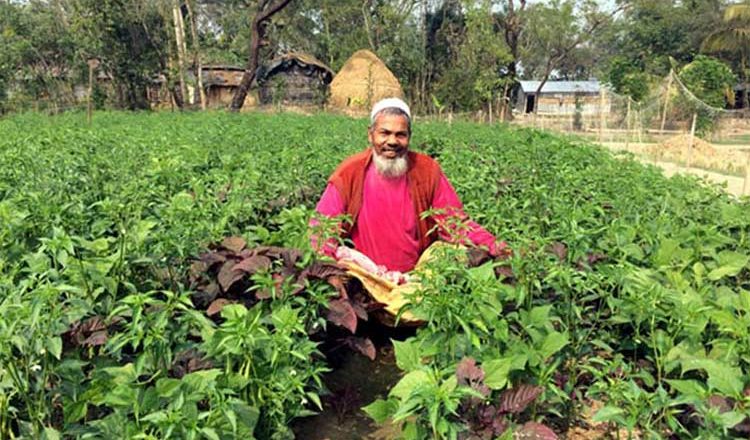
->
[646,134,746,174]
[328,50,404,113]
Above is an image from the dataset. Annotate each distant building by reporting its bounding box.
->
[516,80,608,115]
[732,83,748,110]
[202,65,258,108]
[256,52,334,107]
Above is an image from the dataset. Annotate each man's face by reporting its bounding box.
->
[368,113,410,159]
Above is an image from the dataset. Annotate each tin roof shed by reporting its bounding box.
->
[519,80,602,94]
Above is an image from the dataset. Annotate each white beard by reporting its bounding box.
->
[372,150,409,178]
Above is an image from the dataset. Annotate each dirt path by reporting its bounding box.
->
[600,143,748,197]
[632,158,746,197]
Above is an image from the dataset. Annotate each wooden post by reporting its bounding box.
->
[636,109,643,145]
[499,83,509,121]
[625,99,631,152]
[743,151,750,196]
[687,113,697,168]
[599,87,606,143]
[86,58,99,125]
[660,72,673,133]
[489,98,493,124]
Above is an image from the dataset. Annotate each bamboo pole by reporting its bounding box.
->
[87,64,93,125]
[86,58,99,125]
[599,87,605,143]
[499,83,509,121]
[636,109,643,145]
[660,72,673,133]
[625,99,631,152]
[687,113,697,168]
[743,151,750,196]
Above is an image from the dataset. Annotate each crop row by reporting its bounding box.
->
[1,111,749,438]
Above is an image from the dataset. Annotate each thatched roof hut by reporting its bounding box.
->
[256,52,334,107]
[202,65,258,109]
[328,50,403,113]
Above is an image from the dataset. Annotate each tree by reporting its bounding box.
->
[495,0,527,85]
[521,0,619,113]
[604,56,652,101]
[69,0,169,110]
[597,0,723,77]
[430,0,510,116]
[229,0,293,112]
[702,1,750,109]
[679,55,736,107]
[677,55,736,133]
[0,1,78,112]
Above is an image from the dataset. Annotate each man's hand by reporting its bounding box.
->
[336,246,410,285]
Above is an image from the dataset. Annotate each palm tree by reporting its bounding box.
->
[702,2,750,109]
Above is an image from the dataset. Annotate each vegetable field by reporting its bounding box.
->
[2,111,750,439]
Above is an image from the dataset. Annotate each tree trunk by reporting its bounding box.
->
[533,64,554,115]
[362,0,376,52]
[501,0,526,120]
[172,0,188,107]
[229,0,293,112]
[185,0,206,109]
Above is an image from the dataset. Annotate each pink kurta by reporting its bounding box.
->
[314,162,499,272]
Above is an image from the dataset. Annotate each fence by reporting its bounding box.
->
[512,71,750,197]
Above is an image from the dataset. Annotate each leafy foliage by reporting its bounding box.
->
[2,111,750,439]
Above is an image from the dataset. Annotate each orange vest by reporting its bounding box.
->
[329,149,441,253]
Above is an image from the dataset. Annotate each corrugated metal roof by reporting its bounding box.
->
[519,80,601,94]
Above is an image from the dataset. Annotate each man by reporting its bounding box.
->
[314,97,508,275]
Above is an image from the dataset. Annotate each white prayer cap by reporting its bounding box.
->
[370,97,411,123]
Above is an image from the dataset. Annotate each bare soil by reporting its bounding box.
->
[292,320,414,440]
[601,142,749,197]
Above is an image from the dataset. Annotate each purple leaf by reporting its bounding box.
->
[365,301,387,312]
[494,265,515,280]
[82,330,108,347]
[351,301,368,321]
[280,248,303,269]
[514,422,558,440]
[203,282,220,296]
[498,384,543,414]
[218,261,243,292]
[189,260,208,281]
[343,336,376,360]
[305,261,346,279]
[327,275,349,299]
[171,348,213,378]
[547,242,567,262]
[467,247,492,268]
[64,316,108,347]
[233,255,272,274]
[207,298,233,316]
[491,417,508,436]
[456,357,484,385]
[221,236,246,254]
[199,251,226,266]
[256,289,272,300]
[327,298,358,333]
[587,252,607,265]
[707,395,731,413]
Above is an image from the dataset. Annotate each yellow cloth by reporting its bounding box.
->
[338,242,463,324]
